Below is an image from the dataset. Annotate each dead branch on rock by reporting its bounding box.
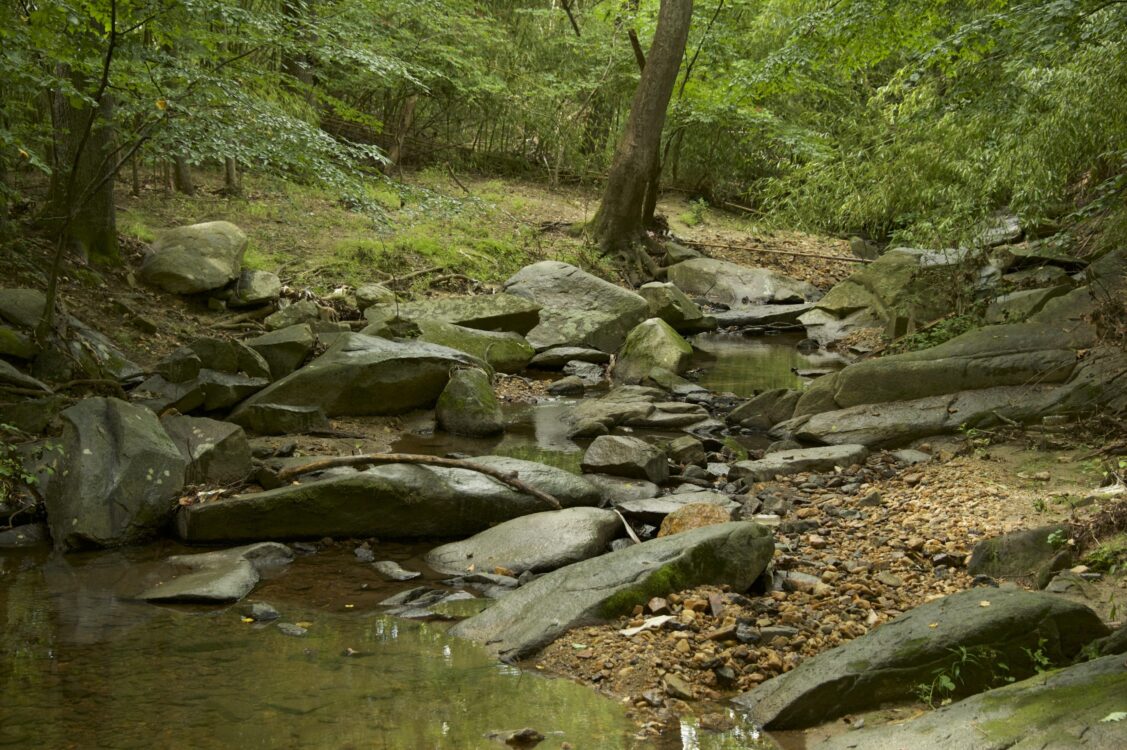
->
[276,452,562,510]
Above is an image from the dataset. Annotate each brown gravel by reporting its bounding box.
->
[529,438,1126,734]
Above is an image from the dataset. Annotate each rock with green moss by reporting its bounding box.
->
[814,654,1127,750]
[139,221,247,294]
[229,334,483,418]
[436,367,504,437]
[176,456,601,542]
[245,324,316,380]
[638,282,714,332]
[0,325,34,359]
[966,525,1073,588]
[727,389,801,431]
[417,320,533,373]
[449,521,774,660]
[503,261,649,352]
[614,318,693,384]
[732,587,1109,730]
[363,293,541,335]
[46,397,187,550]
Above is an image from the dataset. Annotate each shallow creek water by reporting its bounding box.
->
[690,333,846,397]
[0,334,825,749]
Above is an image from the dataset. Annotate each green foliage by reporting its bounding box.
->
[1082,533,1127,575]
[915,644,1016,709]
[0,424,46,514]
[889,313,982,354]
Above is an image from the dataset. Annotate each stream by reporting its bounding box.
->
[0,334,837,749]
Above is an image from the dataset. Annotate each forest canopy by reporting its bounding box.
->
[2,0,1125,250]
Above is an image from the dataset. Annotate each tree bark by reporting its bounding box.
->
[591,0,692,278]
[224,157,242,195]
[172,154,195,195]
[43,69,118,264]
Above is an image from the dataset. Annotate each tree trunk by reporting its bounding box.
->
[44,72,118,264]
[224,157,242,195]
[130,153,141,196]
[591,0,692,278]
[384,94,418,176]
[173,154,195,195]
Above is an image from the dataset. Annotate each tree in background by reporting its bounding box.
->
[591,0,692,281]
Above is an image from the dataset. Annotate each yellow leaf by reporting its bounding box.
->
[296,621,313,628]
[156,98,167,110]
[979,600,991,607]
[344,603,355,609]
[928,622,938,629]
[18,148,29,159]
[241,616,254,623]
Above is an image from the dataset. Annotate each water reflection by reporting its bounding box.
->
[690,333,846,397]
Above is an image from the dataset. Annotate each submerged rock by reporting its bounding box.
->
[449,521,774,660]
[425,507,621,576]
[732,588,1108,729]
[138,542,293,603]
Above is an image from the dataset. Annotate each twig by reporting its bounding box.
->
[427,273,476,288]
[446,163,471,194]
[991,410,1021,427]
[276,453,562,510]
[387,265,443,286]
[207,308,272,328]
[682,239,871,264]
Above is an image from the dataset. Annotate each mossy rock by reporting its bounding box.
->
[418,320,533,374]
[436,367,504,437]
[614,318,693,384]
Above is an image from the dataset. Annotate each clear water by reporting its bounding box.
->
[690,333,846,397]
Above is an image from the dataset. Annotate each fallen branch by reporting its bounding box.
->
[427,273,476,288]
[387,265,443,286]
[208,307,272,328]
[682,239,871,264]
[613,509,642,545]
[276,453,562,510]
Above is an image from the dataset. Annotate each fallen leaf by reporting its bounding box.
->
[619,615,675,637]
[241,616,254,623]
[296,621,313,628]
[979,600,991,607]
[1099,712,1126,723]
[928,622,939,629]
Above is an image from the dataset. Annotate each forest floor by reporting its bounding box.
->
[3,169,1125,744]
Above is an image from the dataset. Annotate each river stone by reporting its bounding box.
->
[46,397,187,550]
[528,347,611,369]
[227,269,281,308]
[667,435,707,467]
[658,503,733,536]
[138,542,293,603]
[638,282,709,332]
[0,288,46,329]
[0,325,34,359]
[176,456,601,542]
[197,369,270,411]
[815,654,1127,750]
[614,318,693,384]
[229,333,482,419]
[139,221,247,294]
[984,285,1072,324]
[245,324,316,380]
[503,261,649,352]
[583,474,661,504]
[355,283,396,309]
[161,415,252,486]
[264,299,322,331]
[966,525,1073,587]
[731,445,868,483]
[666,258,821,307]
[372,560,421,581]
[436,367,504,437]
[0,359,51,393]
[231,403,329,435]
[450,521,774,660]
[0,523,49,548]
[732,587,1108,729]
[727,389,801,431]
[417,320,533,373]
[582,435,669,484]
[363,293,541,335]
[793,320,1096,417]
[711,303,814,328]
[568,386,710,435]
[131,375,206,414]
[425,507,621,576]
[616,491,739,521]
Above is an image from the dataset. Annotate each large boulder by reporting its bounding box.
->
[46,398,187,550]
[665,258,821,308]
[435,367,504,437]
[229,334,483,419]
[581,435,669,484]
[638,282,713,332]
[503,261,649,352]
[731,445,869,483]
[449,521,774,660]
[137,542,293,603]
[161,415,252,486]
[967,525,1073,587]
[139,221,247,294]
[732,588,1109,729]
[176,456,601,542]
[363,293,541,335]
[425,507,621,576]
[813,654,1127,750]
[245,324,316,380]
[417,320,533,373]
[613,318,693,384]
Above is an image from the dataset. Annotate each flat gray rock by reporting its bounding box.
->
[450,521,774,660]
[733,588,1109,729]
[615,491,740,521]
[138,542,293,603]
[814,654,1127,750]
[730,445,868,483]
[581,435,669,484]
[425,507,621,576]
[712,304,814,327]
[529,347,611,369]
[666,258,821,307]
[582,474,660,504]
[161,415,252,486]
[177,456,601,542]
[363,293,541,335]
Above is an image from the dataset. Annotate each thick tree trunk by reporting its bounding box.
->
[591,0,692,277]
[224,157,242,195]
[384,94,418,176]
[130,153,141,196]
[44,73,118,264]
[172,154,195,195]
